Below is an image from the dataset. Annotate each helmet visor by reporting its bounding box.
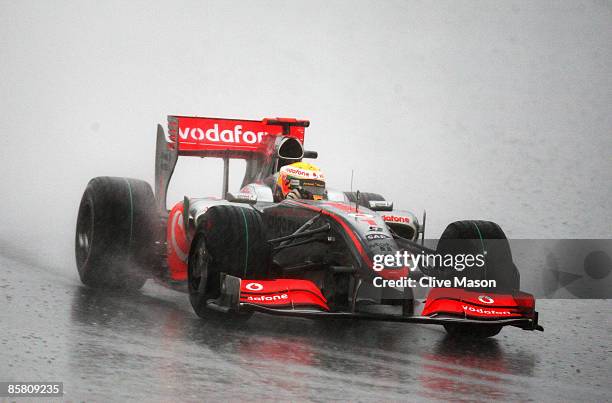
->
[300,180,326,199]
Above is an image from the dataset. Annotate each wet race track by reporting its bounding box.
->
[1,254,610,402]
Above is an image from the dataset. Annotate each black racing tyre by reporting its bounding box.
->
[75,177,158,290]
[436,220,520,293]
[344,192,385,206]
[188,205,269,319]
[443,323,502,339]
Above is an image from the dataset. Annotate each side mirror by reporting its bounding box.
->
[303,150,318,159]
[227,192,257,205]
[368,200,393,211]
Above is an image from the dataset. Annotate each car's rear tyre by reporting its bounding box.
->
[436,220,520,293]
[344,192,385,207]
[75,176,158,290]
[188,205,269,320]
[443,323,502,339]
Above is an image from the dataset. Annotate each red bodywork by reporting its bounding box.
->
[167,202,188,281]
[240,279,329,311]
[167,116,306,156]
[422,288,536,319]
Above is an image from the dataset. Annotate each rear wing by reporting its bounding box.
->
[166,115,308,157]
[155,115,310,211]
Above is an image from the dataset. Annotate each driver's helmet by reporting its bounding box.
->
[275,162,326,201]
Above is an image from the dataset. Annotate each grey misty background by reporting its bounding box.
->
[1,1,611,272]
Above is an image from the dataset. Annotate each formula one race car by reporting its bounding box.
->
[75,115,543,338]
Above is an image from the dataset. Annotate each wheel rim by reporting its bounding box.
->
[76,198,94,267]
[189,238,209,295]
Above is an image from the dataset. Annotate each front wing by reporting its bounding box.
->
[209,275,543,331]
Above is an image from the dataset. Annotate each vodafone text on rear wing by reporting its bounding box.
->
[155,116,311,211]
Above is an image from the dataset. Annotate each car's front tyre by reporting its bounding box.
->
[436,220,520,293]
[437,220,519,338]
[187,205,269,320]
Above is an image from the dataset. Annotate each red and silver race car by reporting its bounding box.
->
[75,115,543,338]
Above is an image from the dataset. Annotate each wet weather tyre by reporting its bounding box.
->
[188,205,269,320]
[344,192,385,207]
[437,220,520,293]
[443,323,502,339]
[75,176,158,290]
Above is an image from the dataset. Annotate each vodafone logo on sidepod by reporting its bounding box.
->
[478,295,495,304]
